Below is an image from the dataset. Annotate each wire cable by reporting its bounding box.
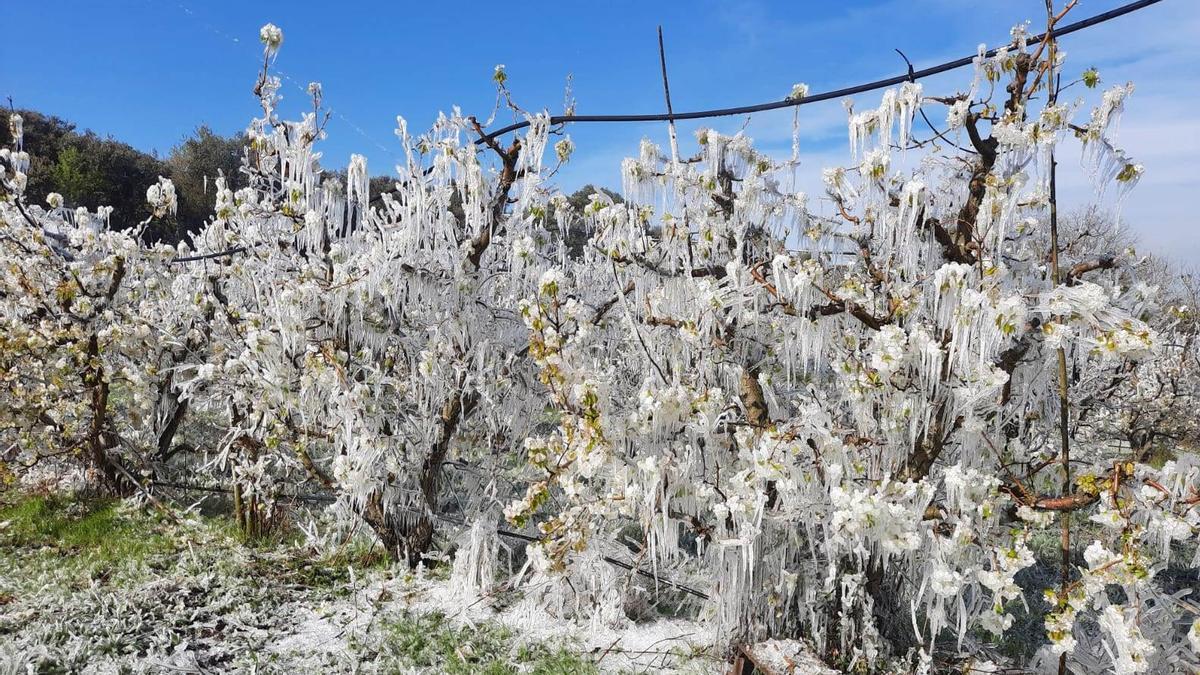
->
[476,0,1165,143]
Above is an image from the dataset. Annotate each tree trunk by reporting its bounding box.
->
[360,491,435,568]
[83,333,132,496]
[359,389,479,567]
[155,380,190,463]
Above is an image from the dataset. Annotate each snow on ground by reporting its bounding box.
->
[0,500,736,673]
[742,639,840,675]
[390,572,721,673]
[252,564,723,672]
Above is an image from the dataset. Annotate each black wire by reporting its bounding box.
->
[476,0,1166,143]
[172,246,249,263]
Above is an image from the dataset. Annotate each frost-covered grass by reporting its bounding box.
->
[365,610,597,673]
[0,491,711,673]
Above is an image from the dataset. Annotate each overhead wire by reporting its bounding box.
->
[475,0,1165,143]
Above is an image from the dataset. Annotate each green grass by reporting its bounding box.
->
[0,492,173,571]
[1140,445,1176,469]
[0,489,398,596]
[276,538,394,592]
[374,610,598,674]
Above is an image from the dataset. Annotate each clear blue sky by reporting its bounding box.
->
[3,1,1197,262]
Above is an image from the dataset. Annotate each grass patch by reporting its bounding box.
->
[0,489,390,596]
[277,538,394,592]
[374,610,597,674]
[0,492,173,570]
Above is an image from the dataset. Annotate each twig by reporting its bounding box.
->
[657,26,680,164]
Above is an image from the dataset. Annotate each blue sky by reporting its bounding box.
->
[3,1,1197,263]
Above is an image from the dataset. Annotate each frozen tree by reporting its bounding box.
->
[0,115,200,494]
[502,8,1199,673]
[1,5,1197,673]
[173,39,573,555]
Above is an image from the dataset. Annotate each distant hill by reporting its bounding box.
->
[1,110,244,244]
[2,110,623,251]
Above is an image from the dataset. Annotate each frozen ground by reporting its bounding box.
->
[0,494,731,673]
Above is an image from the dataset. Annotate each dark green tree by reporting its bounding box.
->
[165,126,247,240]
[0,109,78,207]
[1,108,167,235]
[556,184,623,258]
[62,132,167,233]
